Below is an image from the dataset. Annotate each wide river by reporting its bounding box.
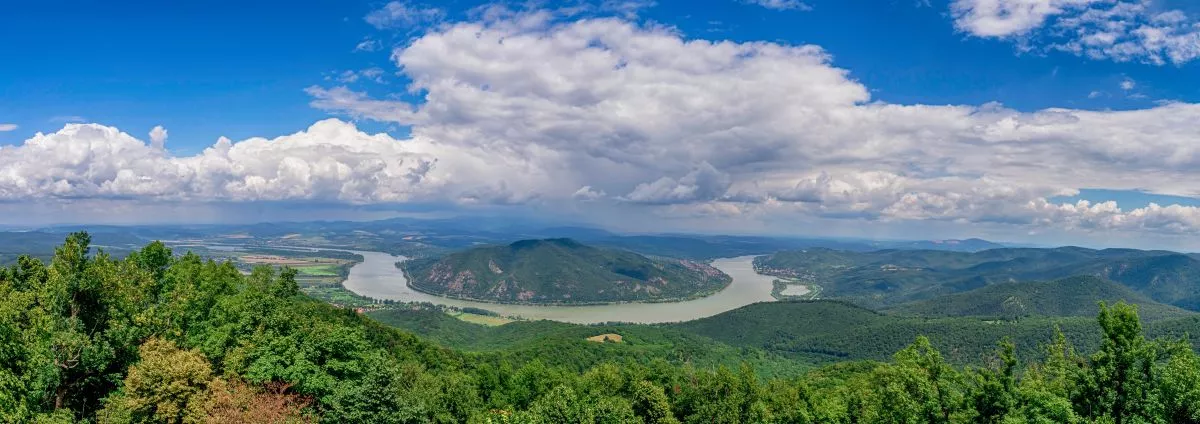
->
[341,250,778,324]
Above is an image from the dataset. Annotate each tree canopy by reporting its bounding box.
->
[3,234,1200,423]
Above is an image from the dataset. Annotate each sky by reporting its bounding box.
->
[3,0,1200,249]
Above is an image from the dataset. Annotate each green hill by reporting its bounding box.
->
[668,300,1200,365]
[887,275,1195,321]
[368,308,810,378]
[755,247,1200,310]
[402,238,731,304]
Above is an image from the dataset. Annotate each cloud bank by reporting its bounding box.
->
[6,5,1200,241]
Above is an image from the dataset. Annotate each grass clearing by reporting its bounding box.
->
[586,333,624,343]
[295,264,341,276]
[448,311,514,326]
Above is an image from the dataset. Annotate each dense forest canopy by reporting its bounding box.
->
[3,234,1200,423]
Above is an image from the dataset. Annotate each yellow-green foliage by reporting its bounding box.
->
[98,339,212,423]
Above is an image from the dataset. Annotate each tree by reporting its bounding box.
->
[99,338,213,424]
[1075,302,1163,423]
[874,336,964,424]
[630,380,678,424]
[196,379,313,424]
[968,338,1018,423]
[1155,340,1200,423]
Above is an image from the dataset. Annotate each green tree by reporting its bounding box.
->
[968,338,1018,423]
[1156,340,1200,423]
[98,338,213,424]
[874,336,964,424]
[1076,302,1163,423]
[630,380,679,424]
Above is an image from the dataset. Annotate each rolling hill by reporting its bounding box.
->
[401,238,731,304]
[755,247,1200,310]
[367,308,810,377]
[667,300,1200,365]
[887,275,1195,321]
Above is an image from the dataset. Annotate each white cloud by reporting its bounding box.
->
[744,0,813,11]
[0,124,17,132]
[572,185,607,201]
[1120,77,1135,91]
[308,14,1200,236]
[11,9,1200,241]
[148,126,168,150]
[0,120,449,203]
[951,0,1200,64]
[950,0,1095,38]
[1087,90,1104,98]
[365,1,444,29]
[306,86,416,122]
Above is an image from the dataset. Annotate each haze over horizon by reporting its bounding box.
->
[4,0,1200,249]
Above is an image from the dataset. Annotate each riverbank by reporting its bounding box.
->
[343,252,778,324]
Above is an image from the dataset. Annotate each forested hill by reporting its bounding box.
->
[668,300,1200,365]
[402,238,731,304]
[756,246,1200,309]
[887,275,1194,321]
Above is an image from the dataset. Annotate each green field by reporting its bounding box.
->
[294,264,341,276]
[300,285,378,308]
[448,311,514,326]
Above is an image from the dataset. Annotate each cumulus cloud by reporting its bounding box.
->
[0,124,17,132]
[11,8,1200,240]
[310,13,1200,235]
[148,126,168,150]
[0,120,450,203]
[951,0,1200,64]
[1120,77,1136,91]
[624,163,732,205]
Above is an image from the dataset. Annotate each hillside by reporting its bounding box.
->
[401,238,731,304]
[368,308,811,378]
[887,276,1195,321]
[755,246,1200,310]
[668,300,1200,365]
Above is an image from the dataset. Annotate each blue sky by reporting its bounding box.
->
[3,0,1200,248]
[4,0,1195,147]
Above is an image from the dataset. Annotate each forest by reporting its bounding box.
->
[3,234,1200,423]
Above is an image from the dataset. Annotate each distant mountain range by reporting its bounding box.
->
[401,238,732,304]
[22,218,1014,258]
[756,247,1200,310]
[876,238,1005,252]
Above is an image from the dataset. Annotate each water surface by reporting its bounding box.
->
[341,250,777,324]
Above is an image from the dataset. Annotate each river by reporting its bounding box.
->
[341,250,778,324]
